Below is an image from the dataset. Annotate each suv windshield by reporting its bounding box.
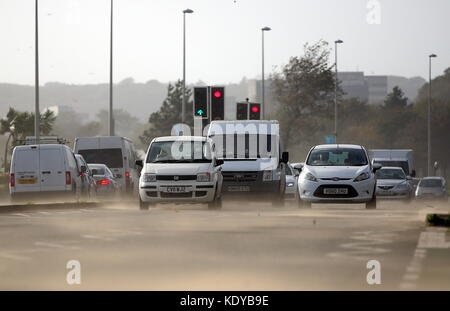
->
[376,168,406,180]
[306,148,368,166]
[419,179,443,188]
[146,140,212,163]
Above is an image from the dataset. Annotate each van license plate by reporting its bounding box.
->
[324,188,348,195]
[165,186,187,193]
[228,186,250,192]
[18,178,37,184]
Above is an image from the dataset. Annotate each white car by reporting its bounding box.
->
[136,136,223,210]
[284,163,299,200]
[297,144,381,209]
[375,167,413,201]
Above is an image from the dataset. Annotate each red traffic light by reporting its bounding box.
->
[213,91,222,98]
[251,106,260,113]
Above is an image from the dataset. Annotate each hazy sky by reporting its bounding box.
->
[0,0,449,85]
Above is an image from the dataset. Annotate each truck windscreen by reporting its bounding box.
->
[210,134,278,159]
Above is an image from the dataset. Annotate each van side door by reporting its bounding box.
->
[40,147,66,191]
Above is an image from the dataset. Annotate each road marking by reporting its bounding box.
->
[82,234,116,242]
[8,213,31,218]
[399,227,449,289]
[34,241,81,250]
[0,251,33,261]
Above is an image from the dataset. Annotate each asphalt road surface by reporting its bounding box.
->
[0,198,449,290]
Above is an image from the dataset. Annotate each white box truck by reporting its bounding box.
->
[74,136,140,194]
[207,120,289,205]
[368,149,416,177]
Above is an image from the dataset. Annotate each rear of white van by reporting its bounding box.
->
[10,145,73,196]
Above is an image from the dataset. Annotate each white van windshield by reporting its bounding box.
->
[209,134,278,159]
[146,141,212,163]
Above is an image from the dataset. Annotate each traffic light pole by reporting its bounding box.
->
[34,0,40,144]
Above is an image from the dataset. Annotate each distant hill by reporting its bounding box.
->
[0,78,251,121]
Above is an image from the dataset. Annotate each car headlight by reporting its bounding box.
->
[354,172,370,182]
[143,173,156,182]
[304,172,318,182]
[263,170,273,182]
[396,183,409,190]
[287,182,295,187]
[197,173,211,182]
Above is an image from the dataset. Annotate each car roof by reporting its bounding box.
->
[422,176,444,180]
[313,144,363,150]
[15,144,68,150]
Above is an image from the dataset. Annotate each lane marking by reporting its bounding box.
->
[400,227,449,289]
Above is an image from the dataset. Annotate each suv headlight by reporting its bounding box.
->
[304,172,318,182]
[197,173,211,182]
[263,170,273,182]
[143,173,156,182]
[354,172,370,182]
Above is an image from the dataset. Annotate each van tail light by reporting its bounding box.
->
[10,173,15,187]
[97,179,110,186]
[125,172,130,184]
[65,171,71,185]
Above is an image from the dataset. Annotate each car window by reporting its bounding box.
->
[88,165,106,176]
[306,148,368,166]
[146,141,212,163]
[376,169,406,180]
[419,179,443,187]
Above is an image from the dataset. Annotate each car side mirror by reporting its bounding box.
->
[406,176,412,180]
[216,159,224,166]
[135,160,143,167]
[293,163,304,172]
[373,163,382,172]
[281,152,289,164]
[80,166,87,173]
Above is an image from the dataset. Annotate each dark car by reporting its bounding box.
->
[87,163,120,195]
[75,154,96,198]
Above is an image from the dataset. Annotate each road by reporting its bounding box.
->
[0,199,449,290]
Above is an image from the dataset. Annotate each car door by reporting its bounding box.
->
[40,147,65,191]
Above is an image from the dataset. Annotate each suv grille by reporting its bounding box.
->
[156,175,196,181]
[222,171,258,182]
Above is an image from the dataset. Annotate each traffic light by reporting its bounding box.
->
[249,103,261,120]
[236,102,248,120]
[210,86,225,120]
[193,87,208,118]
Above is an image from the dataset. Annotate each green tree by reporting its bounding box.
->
[271,40,339,155]
[140,80,193,145]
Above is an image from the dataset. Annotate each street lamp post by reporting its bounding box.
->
[261,26,271,120]
[109,0,114,136]
[334,39,343,143]
[427,53,437,176]
[35,0,40,144]
[182,8,194,123]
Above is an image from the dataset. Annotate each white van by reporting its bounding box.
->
[207,120,289,205]
[9,144,82,199]
[73,136,139,194]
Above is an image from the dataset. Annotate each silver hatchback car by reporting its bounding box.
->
[415,177,448,201]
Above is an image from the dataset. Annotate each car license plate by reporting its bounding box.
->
[165,186,187,193]
[18,178,37,184]
[324,188,348,195]
[228,186,250,192]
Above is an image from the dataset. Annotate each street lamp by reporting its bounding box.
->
[182,8,194,123]
[35,0,40,144]
[334,39,343,143]
[109,0,114,136]
[261,26,271,120]
[427,53,437,176]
